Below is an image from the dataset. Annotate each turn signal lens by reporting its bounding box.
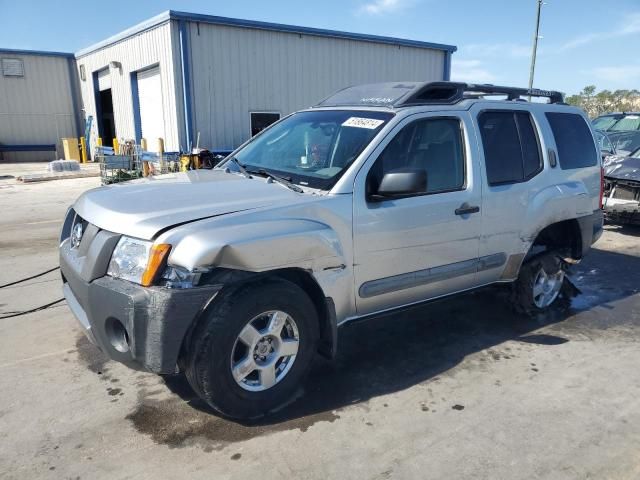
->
[141,244,172,287]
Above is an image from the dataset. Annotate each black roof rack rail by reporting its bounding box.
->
[399,82,565,106]
[313,81,566,108]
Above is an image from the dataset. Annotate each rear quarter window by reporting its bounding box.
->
[546,112,598,169]
[478,110,542,185]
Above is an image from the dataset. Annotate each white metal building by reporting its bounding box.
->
[74,11,456,154]
[0,49,82,162]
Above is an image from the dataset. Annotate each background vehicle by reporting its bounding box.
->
[603,143,640,225]
[593,113,640,132]
[60,82,603,419]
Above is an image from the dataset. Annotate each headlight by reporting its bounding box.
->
[107,236,171,286]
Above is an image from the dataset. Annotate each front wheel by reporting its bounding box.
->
[512,253,566,314]
[184,278,319,419]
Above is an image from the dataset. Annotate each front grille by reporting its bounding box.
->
[59,209,121,283]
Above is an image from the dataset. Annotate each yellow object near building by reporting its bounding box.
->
[62,138,80,161]
[80,137,88,163]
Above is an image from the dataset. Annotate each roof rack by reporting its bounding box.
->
[400,82,565,106]
[314,81,565,108]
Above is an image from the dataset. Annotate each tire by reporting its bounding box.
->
[184,278,319,419]
[511,252,566,315]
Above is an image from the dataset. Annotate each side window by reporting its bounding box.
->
[368,117,465,195]
[545,112,598,169]
[478,111,542,185]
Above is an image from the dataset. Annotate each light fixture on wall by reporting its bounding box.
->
[109,61,122,74]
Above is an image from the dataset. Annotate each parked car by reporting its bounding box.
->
[603,144,640,225]
[593,112,640,132]
[60,82,603,419]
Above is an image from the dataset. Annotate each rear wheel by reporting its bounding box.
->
[184,278,319,419]
[512,253,566,314]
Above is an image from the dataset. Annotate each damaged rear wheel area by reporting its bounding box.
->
[511,252,570,315]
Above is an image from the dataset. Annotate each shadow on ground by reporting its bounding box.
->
[73,244,639,449]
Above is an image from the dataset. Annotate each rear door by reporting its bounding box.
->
[469,105,548,284]
[352,111,483,315]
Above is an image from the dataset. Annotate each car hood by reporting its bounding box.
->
[73,169,307,240]
[603,155,640,183]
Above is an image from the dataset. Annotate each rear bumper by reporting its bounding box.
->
[577,209,604,255]
[61,270,222,373]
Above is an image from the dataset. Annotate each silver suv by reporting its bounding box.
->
[60,82,603,419]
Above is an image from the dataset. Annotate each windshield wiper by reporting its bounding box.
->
[247,168,304,193]
[226,156,251,178]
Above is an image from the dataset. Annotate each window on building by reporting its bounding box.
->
[2,58,24,77]
[478,111,542,185]
[250,112,280,136]
[545,112,598,169]
[368,117,465,195]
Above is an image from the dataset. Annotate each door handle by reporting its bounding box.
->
[455,203,480,215]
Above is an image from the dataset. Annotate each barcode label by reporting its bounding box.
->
[342,117,385,129]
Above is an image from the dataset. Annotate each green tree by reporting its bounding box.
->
[566,86,640,118]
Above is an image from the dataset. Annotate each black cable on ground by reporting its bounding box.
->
[0,266,60,289]
[0,298,65,319]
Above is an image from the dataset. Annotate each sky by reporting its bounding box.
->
[1,0,639,96]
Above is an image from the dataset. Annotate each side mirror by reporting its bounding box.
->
[375,168,427,198]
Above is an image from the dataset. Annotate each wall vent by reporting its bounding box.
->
[2,58,24,77]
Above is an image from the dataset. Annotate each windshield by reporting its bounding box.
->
[593,115,620,131]
[608,131,640,155]
[227,110,394,190]
[609,115,640,131]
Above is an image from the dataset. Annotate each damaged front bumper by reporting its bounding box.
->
[62,269,222,373]
[604,178,640,225]
[58,210,222,373]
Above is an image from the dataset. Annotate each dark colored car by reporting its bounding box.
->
[602,133,640,225]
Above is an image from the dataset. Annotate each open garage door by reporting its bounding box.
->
[137,66,165,152]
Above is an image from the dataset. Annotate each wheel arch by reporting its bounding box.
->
[177,267,338,371]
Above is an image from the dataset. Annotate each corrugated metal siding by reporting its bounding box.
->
[76,22,181,153]
[0,54,78,162]
[186,22,445,150]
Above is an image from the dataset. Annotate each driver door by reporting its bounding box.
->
[352,112,483,315]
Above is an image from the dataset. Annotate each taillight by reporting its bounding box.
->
[599,166,604,210]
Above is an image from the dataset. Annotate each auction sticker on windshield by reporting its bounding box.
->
[342,117,385,129]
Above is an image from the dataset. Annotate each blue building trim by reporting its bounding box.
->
[0,144,56,152]
[75,10,456,58]
[443,51,452,81]
[179,19,194,150]
[75,11,172,58]
[92,70,105,139]
[130,72,142,142]
[0,48,74,58]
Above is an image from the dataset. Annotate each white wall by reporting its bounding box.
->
[186,22,446,151]
[76,22,182,153]
[0,53,79,162]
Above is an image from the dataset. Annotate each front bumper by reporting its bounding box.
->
[62,272,222,373]
[58,210,222,373]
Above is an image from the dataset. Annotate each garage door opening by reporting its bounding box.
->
[94,68,115,148]
[98,89,115,148]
